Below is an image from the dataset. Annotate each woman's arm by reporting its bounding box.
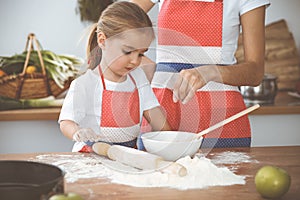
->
[218,6,266,86]
[143,106,171,131]
[140,56,156,82]
[173,6,266,104]
[131,1,156,82]
[131,0,155,12]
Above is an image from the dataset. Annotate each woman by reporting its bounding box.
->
[133,0,270,148]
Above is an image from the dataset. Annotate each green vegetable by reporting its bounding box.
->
[0,50,83,88]
[76,0,115,23]
[0,95,64,111]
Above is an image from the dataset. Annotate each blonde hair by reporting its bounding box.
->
[87,1,154,69]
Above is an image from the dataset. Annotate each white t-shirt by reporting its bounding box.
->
[58,67,160,134]
[151,0,270,65]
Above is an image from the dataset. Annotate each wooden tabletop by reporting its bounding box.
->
[1,146,299,200]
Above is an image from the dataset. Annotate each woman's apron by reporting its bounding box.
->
[147,0,251,148]
[79,66,140,152]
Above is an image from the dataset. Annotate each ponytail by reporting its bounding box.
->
[86,23,102,69]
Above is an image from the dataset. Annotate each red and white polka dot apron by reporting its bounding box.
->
[80,66,140,152]
[146,0,251,148]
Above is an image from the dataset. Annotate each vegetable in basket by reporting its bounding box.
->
[0,95,64,111]
[0,50,83,88]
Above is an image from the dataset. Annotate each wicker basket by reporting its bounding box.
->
[0,33,71,99]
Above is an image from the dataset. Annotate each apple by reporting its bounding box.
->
[49,194,68,200]
[255,165,291,199]
[49,192,83,200]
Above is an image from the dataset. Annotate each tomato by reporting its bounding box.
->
[255,165,291,199]
[0,69,6,77]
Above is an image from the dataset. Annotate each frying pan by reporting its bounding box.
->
[0,160,65,200]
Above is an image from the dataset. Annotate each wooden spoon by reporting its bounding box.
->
[195,104,260,140]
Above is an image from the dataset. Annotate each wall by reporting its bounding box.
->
[0,0,87,58]
[250,115,300,147]
[0,0,300,153]
[266,0,300,57]
[0,121,74,153]
[1,114,299,153]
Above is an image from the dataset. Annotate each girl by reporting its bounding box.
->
[59,1,170,152]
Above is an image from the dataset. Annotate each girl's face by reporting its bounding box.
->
[100,29,153,82]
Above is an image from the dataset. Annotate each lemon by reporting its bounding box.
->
[255,165,291,199]
[26,65,37,74]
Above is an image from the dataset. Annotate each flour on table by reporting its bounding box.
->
[209,151,258,165]
[204,151,259,172]
[33,154,113,183]
[33,153,246,190]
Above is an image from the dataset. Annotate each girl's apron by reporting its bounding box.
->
[146,0,251,148]
[79,66,140,152]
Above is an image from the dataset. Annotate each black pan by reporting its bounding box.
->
[0,160,65,200]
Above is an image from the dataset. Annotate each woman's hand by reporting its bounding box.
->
[131,0,155,12]
[173,68,208,104]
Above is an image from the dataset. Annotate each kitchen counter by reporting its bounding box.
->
[1,146,299,200]
[0,91,299,121]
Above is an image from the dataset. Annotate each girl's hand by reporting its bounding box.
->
[72,128,100,142]
[173,68,207,104]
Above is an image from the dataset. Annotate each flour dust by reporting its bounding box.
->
[32,151,256,190]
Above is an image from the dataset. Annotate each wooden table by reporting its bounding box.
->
[1,146,299,200]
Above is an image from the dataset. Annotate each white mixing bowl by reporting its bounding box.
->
[141,131,203,161]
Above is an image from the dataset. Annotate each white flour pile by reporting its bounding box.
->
[33,152,247,190]
[110,156,245,190]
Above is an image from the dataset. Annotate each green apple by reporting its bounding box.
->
[49,192,83,200]
[255,165,291,199]
[49,194,68,200]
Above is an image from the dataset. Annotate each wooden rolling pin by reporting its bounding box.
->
[92,142,187,177]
